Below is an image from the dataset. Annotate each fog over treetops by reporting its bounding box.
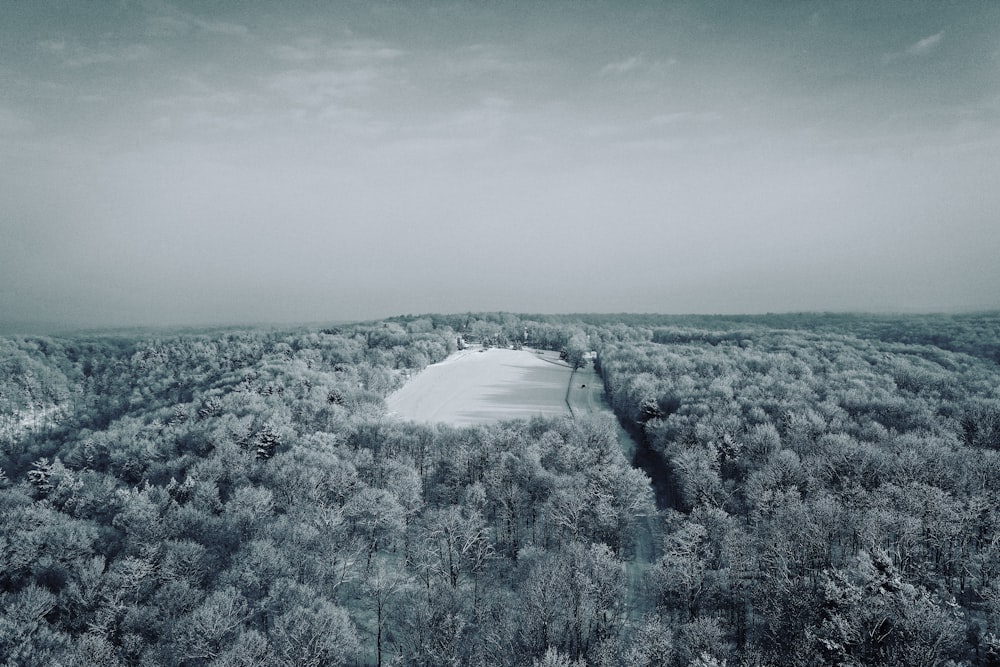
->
[2,1,998,330]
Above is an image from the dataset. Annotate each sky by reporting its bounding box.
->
[2,0,999,330]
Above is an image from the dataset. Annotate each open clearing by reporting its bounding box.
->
[387,345,659,621]
[387,347,575,426]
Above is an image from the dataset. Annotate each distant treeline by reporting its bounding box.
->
[1,311,999,666]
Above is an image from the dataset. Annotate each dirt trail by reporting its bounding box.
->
[566,360,659,624]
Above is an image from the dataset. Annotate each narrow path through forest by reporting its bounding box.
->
[565,360,660,624]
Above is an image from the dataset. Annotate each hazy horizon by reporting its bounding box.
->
[3,1,999,330]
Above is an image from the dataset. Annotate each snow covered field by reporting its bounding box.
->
[386,347,575,425]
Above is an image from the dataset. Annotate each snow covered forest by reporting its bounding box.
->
[2,312,1000,666]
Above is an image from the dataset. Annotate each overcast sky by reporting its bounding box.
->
[2,0,999,330]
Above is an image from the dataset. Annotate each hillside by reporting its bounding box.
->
[1,313,999,666]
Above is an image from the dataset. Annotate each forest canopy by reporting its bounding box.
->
[1,312,999,666]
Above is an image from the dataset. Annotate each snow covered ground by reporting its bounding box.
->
[387,344,660,622]
[386,347,574,426]
[0,404,65,441]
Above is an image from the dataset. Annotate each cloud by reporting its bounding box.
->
[0,107,33,134]
[147,87,249,131]
[648,111,723,126]
[143,1,248,37]
[442,44,529,79]
[271,43,324,63]
[600,56,641,75]
[35,36,152,68]
[145,15,190,37]
[434,95,514,136]
[336,41,405,64]
[37,39,66,53]
[906,31,944,56]
[599,56,677,78]
[883,31,944,64]
[63,44,153,68]
[270,38,405,64]
[268,68,380,108]
[193,18,248,36]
